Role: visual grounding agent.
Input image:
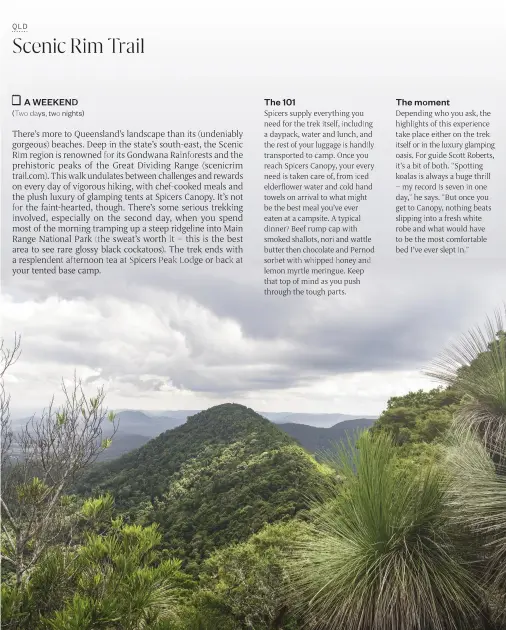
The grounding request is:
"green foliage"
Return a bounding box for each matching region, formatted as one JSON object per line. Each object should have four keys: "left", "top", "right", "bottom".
{"left": 16, "top": 476, "right": 50, "bottom": 502}
{"left": 197, "top": 520, "right": 307, "bottom": 629}
{"left": 1, "top": 371, "right": 120, "bottom": 591}
{"left": 287, "top": 431, "right": 483, "bottom": 630}
{"left": 76, "top": 404, "right": 333, "bottom": 565}
{"left": 6, "top": 309, "right": 506, "bottom": 630}
{"left": 445, "top": 434, "right": 506, "bottom": 625}
{"left": 149, "top": 442, "right": 331, "bottom": 566}
{"left": 392, "top": 441, "right": 446, "bottom": 479}
{"left": 373, "top": 387, "right": 460, "bottom": 446}
{"left": 172, "top": 591, "right": 238, "bottom": 630}
{"left": 385, "top": 387, "right": 461, "bottom": 411}
{"left": 80, "top": 493, "right": 115, "bottom": 521}
{"left": 101, "top": 437, "right": 113, "bottom": 449}
{"left": 2, "top": 515, "right": 193, "bottom": 630}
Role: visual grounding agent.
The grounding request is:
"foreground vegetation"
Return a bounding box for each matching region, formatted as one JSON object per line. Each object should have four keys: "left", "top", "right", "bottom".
{"left": 2, "top": 309, "right": 506, "bottom": 629}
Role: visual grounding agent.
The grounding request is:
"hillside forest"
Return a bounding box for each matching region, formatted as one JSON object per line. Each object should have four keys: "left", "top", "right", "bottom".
{"left": 1, "top": 311, "right": 506, "bottom": 629}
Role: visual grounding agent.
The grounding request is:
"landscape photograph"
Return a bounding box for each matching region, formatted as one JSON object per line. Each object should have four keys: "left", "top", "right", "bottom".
{"left": 2, "top": 0, "right": 505, "bottom": 626}
{"left": 1, "top": 227, "right": 505, "bottom": 630}
{"left": 1, "top": 299, "right": 506, "bottom": 629}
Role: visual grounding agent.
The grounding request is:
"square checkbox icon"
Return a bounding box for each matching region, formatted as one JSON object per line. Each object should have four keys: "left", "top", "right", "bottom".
{"left": 12, "top": 95, "right": 22, "bottom": 106}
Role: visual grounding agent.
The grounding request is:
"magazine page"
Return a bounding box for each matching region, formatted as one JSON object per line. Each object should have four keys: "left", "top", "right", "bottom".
{"left": 1, "top": 1, "right": 505, "bottom": 628}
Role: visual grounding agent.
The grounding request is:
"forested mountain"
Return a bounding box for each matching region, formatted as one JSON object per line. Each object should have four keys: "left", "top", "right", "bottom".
{"left": 98, "top": 415, "right": 376, "bottom": 463}
{"left": 75, "top": 403, "right": 333, "bottom": 564}
{"left": 95, "top": 433, "right": 151, "bottom": 461}
{"left": 277, "top": 417, "right": 375, "bottom": 454}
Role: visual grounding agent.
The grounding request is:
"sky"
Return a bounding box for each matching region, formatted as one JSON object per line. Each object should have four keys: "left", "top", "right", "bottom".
{"left": 2, "top": 258, "right": 505, "bottom": 416}
{"left": 2, "top": 1, "right": 505, "bottom": 418}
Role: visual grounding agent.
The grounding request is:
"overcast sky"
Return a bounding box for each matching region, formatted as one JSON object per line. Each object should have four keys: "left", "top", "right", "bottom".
{"left": 3, "top": 256, "right": 504, "bottom": 417}
{"left": 2, "top": 6, "right": 505, "bottom": 417}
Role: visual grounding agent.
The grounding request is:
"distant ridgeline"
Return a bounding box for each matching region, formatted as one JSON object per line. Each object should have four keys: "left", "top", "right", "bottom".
{"left": 278, "top": 417, "right": 374, "bottom": 456}
{"left": 75, "top": 403, "right": 334, "bottom": 564}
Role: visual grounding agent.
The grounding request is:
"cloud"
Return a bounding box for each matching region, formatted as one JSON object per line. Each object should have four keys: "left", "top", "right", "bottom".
{"left": 2, "top": 255, "right": 505, "bottom": 415}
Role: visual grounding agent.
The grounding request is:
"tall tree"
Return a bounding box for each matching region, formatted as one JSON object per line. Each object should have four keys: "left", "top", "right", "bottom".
{"left": 0, "top": 335, "right": 118, "bottom": 587}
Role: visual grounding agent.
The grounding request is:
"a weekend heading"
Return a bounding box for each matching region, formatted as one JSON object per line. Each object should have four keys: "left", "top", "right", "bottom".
{"left": 13, "top": 38, "right": 145, "bottom": 54}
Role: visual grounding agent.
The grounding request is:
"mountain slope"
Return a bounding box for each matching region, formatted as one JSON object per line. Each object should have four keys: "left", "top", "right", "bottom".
{"left": 277, "top": 418, "right": 375, "bottom": 455}
{"left": 265, "top": 412, "right": 377, "bottom": 427}
{"left": 112, "top": 410, "right": 184, "bottom": 436}
{"left": 95, "top": 433, "right": 151, "bottom": 461}
{"left": 76, "top": 403, "right": 333, "bottom": 564}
